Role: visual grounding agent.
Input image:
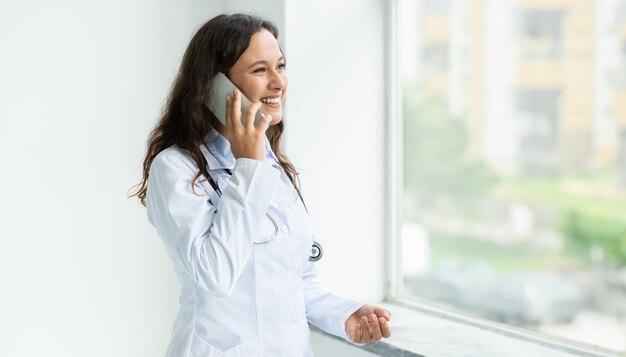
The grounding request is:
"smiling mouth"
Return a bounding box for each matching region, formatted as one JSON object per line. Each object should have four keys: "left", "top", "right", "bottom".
{"left": 261, "top": 100, "right": 281, "bottom": 108}
{"left": 260, "top": 97, "right": 281, "bottom": 105}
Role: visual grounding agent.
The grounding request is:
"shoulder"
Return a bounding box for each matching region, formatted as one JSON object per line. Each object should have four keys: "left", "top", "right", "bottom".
{"left": 150, "top": 145, "right": 200, "bottom": 180}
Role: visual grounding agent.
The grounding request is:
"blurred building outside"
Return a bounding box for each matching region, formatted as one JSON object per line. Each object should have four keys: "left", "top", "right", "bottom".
{"left": 399, "top": 0, "right": 626, "bottom": 353}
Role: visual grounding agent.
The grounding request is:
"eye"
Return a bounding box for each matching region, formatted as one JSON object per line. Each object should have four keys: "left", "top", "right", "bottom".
{"left": 253, "top": 63, "right": 286, "bottom": 74}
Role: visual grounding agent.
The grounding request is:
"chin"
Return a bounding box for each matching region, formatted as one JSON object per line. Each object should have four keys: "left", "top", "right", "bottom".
{"left": 268, "top": 109, "right": 282, "bottom": 125}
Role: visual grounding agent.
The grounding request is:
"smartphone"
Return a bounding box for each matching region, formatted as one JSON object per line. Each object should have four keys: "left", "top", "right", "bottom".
{"left": 207, "top": 72, "right": 265, "bottom": 126}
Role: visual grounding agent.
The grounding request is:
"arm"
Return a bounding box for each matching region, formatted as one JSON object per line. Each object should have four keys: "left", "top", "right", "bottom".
{"left": 301, "top": 257, "right": 365, "bottom": 341}
{"left": 297, "top": 177, "right": 392, "bottom": 344}
{"left": 146, "top": 149, "right": 280, "bottom": 297}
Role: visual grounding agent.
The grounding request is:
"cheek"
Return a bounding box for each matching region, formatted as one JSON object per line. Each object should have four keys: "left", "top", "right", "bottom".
{"left": 238, "top": 79, "right": 264, "bottom": 101}
{"left": 248, "top": 87, "right": 264, "bottom": 101}
{"left": 281, "top": 76, "right": 288, "bottom": 98}
{"left": 282, "top": 74, "right": 289, "bottom": 88}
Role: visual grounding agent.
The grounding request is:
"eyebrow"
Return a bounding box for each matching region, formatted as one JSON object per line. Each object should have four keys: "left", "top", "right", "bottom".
{"left": 247, "top": 56, "right": 285, "bottom": 69}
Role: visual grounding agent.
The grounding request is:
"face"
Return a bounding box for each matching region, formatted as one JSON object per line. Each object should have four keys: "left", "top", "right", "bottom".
{"left": 227, "top": 29, "right": 288, "bottom": 125}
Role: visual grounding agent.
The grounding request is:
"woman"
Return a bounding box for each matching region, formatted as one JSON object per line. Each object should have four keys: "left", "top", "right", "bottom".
{"left": 130, "top": 13, "right": 391, "bottom": 356}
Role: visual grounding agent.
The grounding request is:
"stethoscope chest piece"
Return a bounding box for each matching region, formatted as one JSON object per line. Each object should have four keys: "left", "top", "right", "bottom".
{"left": 309, "top": 240, "right": 323, "bottom": 262}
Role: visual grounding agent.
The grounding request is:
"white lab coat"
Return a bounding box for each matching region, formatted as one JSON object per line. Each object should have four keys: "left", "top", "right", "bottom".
{"left": 146, "top": 128, "right": 364, "bottom": 357}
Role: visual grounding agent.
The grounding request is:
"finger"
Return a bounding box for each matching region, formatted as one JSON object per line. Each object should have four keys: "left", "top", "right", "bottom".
{"left": 258, "top": 113, "right": 272, "bottom": 133}
{"left": 360, "top": 316, "right": 371, "bottom": 343}
{"left": 369, "top": 314, "right": 383, "bottom": 340}
{"left": 225, "top": 95, "right": 232, "bottom": 129}
{"left": 231, "top": 88, "right": 243, "bottom": 131}
{"left": 246, "top": 101, "right": 263, "bottom": 131}
{"left": 380, "top": 317, "right": 392, "bottom": 338}
{"left": 374, "top": 306, "right": 391, "bottom": 321}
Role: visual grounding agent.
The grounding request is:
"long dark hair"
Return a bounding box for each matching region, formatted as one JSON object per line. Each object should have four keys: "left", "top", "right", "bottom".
{"left": 129, "top": 13, "right": 299, "bottom": 206}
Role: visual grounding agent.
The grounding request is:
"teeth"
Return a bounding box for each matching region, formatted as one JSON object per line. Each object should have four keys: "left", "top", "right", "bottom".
{"left": 261, "top": 97, "right": 280, "bottom": 104}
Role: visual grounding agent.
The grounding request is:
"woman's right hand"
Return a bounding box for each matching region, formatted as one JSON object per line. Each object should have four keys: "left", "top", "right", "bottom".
{"left": 223, "top": 88, "right": 272, "bottom": 162}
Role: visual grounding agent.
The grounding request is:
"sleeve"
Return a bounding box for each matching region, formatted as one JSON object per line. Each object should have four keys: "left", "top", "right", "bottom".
{"left": 296, "top": 174, "right": 365, "bottom": 342}
{"left": 146, "top": 149, "right": 280, "bottom": 297}
{"left": 302, "top": 259, "right": 365, "bottom": 342}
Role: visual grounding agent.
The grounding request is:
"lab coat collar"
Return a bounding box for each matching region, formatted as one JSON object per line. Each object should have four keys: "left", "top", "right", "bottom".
{"left": 200, "top": 127, "right": 278, "bottom": 170}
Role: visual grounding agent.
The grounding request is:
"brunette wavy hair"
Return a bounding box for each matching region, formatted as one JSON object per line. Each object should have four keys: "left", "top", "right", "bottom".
{"left": 129, "top": 13, "right": 300, "bottom": 206}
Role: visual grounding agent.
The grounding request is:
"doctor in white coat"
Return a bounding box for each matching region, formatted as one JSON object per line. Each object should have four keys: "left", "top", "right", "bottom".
{"left": 130, "top": 13, "right": 392, "bottom": 357}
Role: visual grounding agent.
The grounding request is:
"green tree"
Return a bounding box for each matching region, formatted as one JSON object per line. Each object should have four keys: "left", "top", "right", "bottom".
{"left": 402, "top": 86, "right": 494, "bottom": 206}
{"left": 562, "top": 207, "right": 626, "bottom": 266}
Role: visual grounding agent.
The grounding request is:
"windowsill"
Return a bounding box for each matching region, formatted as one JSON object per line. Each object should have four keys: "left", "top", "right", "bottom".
{"left": 310, "top": 301, "right": 621, "bottom": 357}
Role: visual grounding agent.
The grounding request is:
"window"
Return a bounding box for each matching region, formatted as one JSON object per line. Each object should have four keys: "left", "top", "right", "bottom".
{"left": 394, "top": 0, "right": 626, "bottom": 354}
{"left": 423, "top": 0, "right": 450, "bottom": 14}
{"left": 518, "top": 10, "right": 564, "bottom": 60}
{"left": 421, "top": 43, "right": 448, "bottom": 72}
{"left": 516, "top": 89, "right": 561, "bottom": 172}
{"left": 516, "top": 89, "right": 560, "bottom": 151}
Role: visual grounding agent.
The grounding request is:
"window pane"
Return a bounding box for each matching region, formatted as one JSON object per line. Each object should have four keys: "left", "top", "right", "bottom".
{"left": 397, "top": 0, "right": 626, "bottom": 353}
{"left": 519, "top": 10, "right": 564, "bottom": 59}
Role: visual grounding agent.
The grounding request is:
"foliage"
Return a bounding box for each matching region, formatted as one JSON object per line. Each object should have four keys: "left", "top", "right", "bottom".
{"left": 493, "top": 177, "right": 626, "bottom": 266}
{"left": 402, "top": 83, "right": 626, "bottom": 267}
{"left": 561, "top": 207, "right": 626, "bottom": 266}
{"left": 402, "top": 86, "right": 495, "bottom": 203}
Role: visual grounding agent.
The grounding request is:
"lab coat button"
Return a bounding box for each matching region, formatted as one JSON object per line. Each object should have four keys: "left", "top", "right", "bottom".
{"left": 270, "top": 235, "right": 277, "bottom": 241}
{"left": 286, "top": 271, "right": 293, "bottom": 280}
{"left": 281, "top": 225, "right": 289, "bottom": 233}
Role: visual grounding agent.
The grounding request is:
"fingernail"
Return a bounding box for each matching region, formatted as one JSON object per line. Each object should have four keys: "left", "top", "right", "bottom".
{"left": 234, "top": 88, "right": 239, "bottom": 95}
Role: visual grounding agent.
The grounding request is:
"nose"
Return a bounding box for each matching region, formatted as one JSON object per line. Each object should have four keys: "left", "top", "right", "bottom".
{"left": 269, "top": 68, "right": 286, "bottom": 90}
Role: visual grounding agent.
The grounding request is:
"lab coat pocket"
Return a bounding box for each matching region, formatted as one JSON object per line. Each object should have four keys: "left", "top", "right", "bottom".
{"left": 191, "top": 330, "right": 261, "bottom": 357}
{"left": 253, "top": 211, "right": 280, "bottom": 244}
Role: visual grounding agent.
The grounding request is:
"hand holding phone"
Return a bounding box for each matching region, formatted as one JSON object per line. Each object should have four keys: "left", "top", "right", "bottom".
{"left": 208, "top": 73, "right": 272, "bottom": 162}
{"left": 207, "top": 72, "right": 266, "bottom": 127}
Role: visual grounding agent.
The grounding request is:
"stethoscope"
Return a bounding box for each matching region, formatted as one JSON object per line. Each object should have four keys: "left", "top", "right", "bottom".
{"left": 205, "top": 166, "right": 323, "bottom": 262}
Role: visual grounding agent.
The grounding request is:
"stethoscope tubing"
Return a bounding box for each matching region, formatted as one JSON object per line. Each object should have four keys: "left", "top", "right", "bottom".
{"left": 205, "top": 164, "right": 323, "bottom": 262}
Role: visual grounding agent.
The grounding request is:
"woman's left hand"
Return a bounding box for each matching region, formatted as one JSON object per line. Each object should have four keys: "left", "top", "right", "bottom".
{"left": 345, "top": 304, "right": 392, "bottom": 344}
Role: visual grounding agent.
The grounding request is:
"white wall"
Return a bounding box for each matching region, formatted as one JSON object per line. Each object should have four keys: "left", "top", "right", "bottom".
{"left": 283, "top": 0, "right": 386, "bottom": 303}
{"left": 0, "top": 1, "right": 223, "bottom": 356}
{"left": 0, "top": 0, "right": 386, "bottom": 356}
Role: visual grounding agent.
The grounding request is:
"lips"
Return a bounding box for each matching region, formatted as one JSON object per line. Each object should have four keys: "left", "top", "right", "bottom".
{"left": 262, "top": 102, "right": 280, "bottom": 108}
{"left": 260, "top": 96, "right": 281, "bottom": 107}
